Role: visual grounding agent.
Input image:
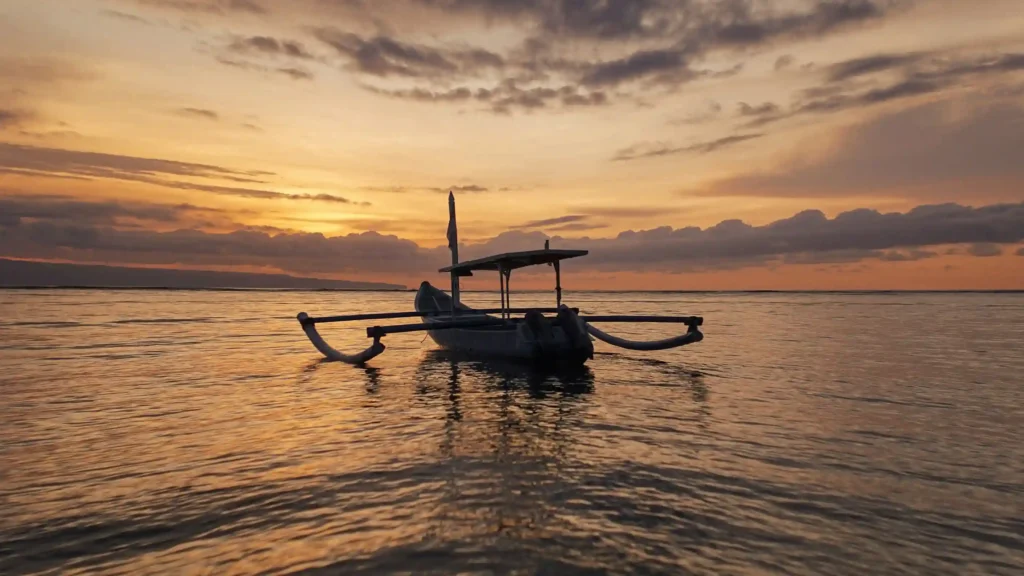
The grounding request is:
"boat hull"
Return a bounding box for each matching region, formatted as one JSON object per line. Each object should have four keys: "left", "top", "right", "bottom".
{"left": 415, "top": 282, "right": 592, "bottom": 367}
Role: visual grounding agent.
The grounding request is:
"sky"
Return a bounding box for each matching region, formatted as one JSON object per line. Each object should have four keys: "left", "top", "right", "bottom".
{"left": 1, "top": 0, "right": 1023, "bottom": 290}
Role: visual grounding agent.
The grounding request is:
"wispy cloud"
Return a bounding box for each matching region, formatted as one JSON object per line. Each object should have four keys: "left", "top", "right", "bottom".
{"left": 227, "top": 35, "right": 314, "bottom": 60}
{"left": 216, "top": 56, "right": 315, "bottom": 81}
{"left": 613, "top": 134, "right": 763, "bottom": 162}
{"left": 511, "top": 214, "right": 589, "bottom": 230}
{"left": 100, "top": 9, "right": 153, "bottom": 24}
{"left": 176, "top": 107, "right": 219, "bottom": 120}
{"left": 0, "top": 143, "right": 367, "bottom": 205}
{"left": 133, "top": 0, "right": 265, "bottom": 15}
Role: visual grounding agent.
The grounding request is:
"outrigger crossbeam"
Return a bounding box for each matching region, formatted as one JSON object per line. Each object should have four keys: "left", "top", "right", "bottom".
{"left": 359, "top": 314, "right": 703, "bottom": 338}
{"left": 300, "top": 307, "right": 578, "bottom": 326}
{"left": 366, "top": 317, "right": 510, "bottom": 337}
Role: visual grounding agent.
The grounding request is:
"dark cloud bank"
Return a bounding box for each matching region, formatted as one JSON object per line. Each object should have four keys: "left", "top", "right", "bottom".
{"left": 3, "top": 194, "right": 1021, "bottom": 279}
{"left": 127, "top": 0, "right": 911, "bottom": 113}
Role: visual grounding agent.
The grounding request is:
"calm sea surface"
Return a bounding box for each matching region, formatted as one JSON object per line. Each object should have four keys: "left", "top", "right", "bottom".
{"left": 1, "top": 289, "right": 1022, "bottom": 575}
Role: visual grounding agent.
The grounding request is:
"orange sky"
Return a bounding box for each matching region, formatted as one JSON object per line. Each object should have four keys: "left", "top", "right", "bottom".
{"left": 1, "top": 0, "right": 1022, "bottom": 289}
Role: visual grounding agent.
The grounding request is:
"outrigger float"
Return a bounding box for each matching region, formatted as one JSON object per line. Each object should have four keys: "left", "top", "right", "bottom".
{"left": 297, "top": 193, "right": 705, "bottom": 367}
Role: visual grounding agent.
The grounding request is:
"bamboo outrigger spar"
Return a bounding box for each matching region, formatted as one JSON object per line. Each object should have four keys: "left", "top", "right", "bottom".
{"left": 297, "top": 192, "right": 705, "bottom": 366}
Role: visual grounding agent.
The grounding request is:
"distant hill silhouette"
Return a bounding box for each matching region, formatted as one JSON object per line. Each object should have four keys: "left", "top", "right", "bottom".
{"left": 0, "top": 259, "right": 406, "bottom": 290}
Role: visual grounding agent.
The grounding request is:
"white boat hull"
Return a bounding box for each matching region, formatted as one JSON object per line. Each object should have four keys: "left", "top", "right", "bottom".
{"left": 415, "top": 282, "right": 593, "bottom": 366}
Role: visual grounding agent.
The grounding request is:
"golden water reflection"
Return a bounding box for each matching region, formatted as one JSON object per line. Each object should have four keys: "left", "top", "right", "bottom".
{"left": 1, "top": 289, "right": 1022, "bottom": 575}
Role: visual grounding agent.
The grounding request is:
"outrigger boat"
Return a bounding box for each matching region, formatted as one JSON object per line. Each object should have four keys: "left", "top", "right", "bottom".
{"left": 297, "top": 193, "right": 705, "bottom": 367}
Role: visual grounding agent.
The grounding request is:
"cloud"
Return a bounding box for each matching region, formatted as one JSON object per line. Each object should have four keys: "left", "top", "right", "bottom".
{"left": 485, "top": 84, "right": 607, "bottom": 113}
{"left": 0, "top": 143, "right": 368, "bottom": 204}
{"left": 0, "top": 142, "right": 269, "bottom": 182}
{"left": 568, "top": 0, "right": 893, "bottom": 88}
{"left": 547, "top": 222, "right": 609, "bottom": 233}
{"left": 405, "top": 184, "right": 490, "bottom": 194}
{"left": 459, "top": 201, "right": 1024, "bottom": 273}
{"left": 737, "top": 101, "right": 781, "bottom": 117}
{"left": 511, "top": 215, "right": 589, "bottom": 230}
{"left": 5, "top": 195, "right": 1021, "bottom": 277}
{"left": 581, "top": 48, "right": 690, "bottom": 87}
{"left": 737, "top": 101, "right": 786, "bottom": 126}
{"left": 775, "top": 54, "right": 796, "bottom": 70}
{"left": 227, "top": 36, "right": 314, "bottom": 60}
{"left": 613, "top": 134, "right": 763, "bottom": 161}
{"left": 477, "top": 83, "right": 607, "bottom": 113}
{"left": 133, "top": 0, "right": 265, "bottom": 15}
{"left": 753, "top": 51, "right": 1024, "bottom": 126}
{"left": 214, "top": 0, "right": 901, "bottom": 112}
{"left": 0, "top": 195, "right": 218, "bottom": 226}
{"left": 826, "top": 52, "right": 923, "bottom": 82}
{"left": 315, "top": 28, "right": 503, "bottom": 79}
{"left": 176, "top": 107, "right": 219, "bottom": 120}
{"left": 364, "top": 83, "right": 605, "bottom": 114}
{"left": 0, "top": 108, "right": 34, "bottom": 130}
{"left": 527, "top": 0, "right": 677, "bottom": 39}
{"left": 357, "top": 183, "right": 500, "bottom": 195}
{"left": 0, "top": 57, "right": 98, "bottom": 89}
{"left": 700, "top": 98, "right": 1024, "bottom": 200}
{"left": 100, "top": 9, "right": 153, "bottom": 24}
{"left": 447, "top": 185, "right": 488, "bottom": 193}
{"left": 155, "top": 181, "right": 370, "bottom": 204}
{"left": 132, "top": 0, "right": 919, "bottom": 115}
{"left": 402, "top": 0, "right": 893, "bottom": 44}
{"left": 1, "top": 220, "right": 432, "bottom": 277}
{"left": 216, "top": 57, "right": 315, "bottom": 81}
{"left": 214, "top": 34, "right": 318, "bottom": 80}
{"left": 276, "top": 67, "right": 315, "bottom": 81}
{"left": 576, "top": 205, "right": 690, "bottom": 219}
{"left": 877, "top": 249, "right": 937, "bottom": 262}
{"left": 670, "top": 101, "right": 722, "bottom": 125}
{"left": 967, "top": 243, "right": 1003, "bottom": 257}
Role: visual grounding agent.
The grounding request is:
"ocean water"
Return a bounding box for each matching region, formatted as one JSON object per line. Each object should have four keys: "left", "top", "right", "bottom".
{"left": 0, "top": 289, "right": 1022, "bottom": 575}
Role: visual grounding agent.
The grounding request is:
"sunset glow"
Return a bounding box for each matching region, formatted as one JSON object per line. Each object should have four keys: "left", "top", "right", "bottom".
{"left": 2, "top": 0, "right": 1023, "bottom": 289}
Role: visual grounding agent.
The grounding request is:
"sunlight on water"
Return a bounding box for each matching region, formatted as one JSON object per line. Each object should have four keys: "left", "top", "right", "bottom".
{"left": 1, "top": 290, "right": 1023, "bottom": 574}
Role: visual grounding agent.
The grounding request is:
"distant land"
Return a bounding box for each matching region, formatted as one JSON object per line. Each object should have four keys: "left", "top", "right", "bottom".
{"left": 0, "top": 259, "right": 407, "bottom": 290}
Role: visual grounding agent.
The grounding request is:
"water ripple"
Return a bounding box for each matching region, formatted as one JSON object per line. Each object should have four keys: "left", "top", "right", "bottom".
{"left": 1, "top": 290, "right": 1022, "bottom": 575}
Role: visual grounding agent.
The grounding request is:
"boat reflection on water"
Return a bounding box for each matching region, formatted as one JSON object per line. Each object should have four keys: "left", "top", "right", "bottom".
{"left": 296, "top": 351, "right": 710, "bottom": 573}
{"left": 405, "top": 351, "right": 597, "bottom": 563}
{"left": 418, "top": 348, "right": 597, "bottom": 395}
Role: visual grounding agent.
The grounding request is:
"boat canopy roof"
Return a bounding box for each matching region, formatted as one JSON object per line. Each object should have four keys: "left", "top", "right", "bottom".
{"left": 439, "top": 249, "right": 588, "bottom": 276}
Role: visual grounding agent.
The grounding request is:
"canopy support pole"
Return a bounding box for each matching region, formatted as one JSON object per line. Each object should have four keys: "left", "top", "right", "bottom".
{"left": 498, "top": 268, "right": 506, "bottom": 319}
{"left": 554, "top": 261, "right": 562, "bottom": 307}
{"left": 504, "top": 269, "right": 512, "bottom": 317}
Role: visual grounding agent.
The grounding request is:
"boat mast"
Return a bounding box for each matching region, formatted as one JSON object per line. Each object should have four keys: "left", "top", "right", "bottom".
{"left": 447, "top": 191, "right": 460, "bottom": 308}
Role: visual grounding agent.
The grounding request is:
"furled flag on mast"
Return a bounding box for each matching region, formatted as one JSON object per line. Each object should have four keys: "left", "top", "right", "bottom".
{"left": 446, "top": 191, "right": 460, "bottom": 305}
